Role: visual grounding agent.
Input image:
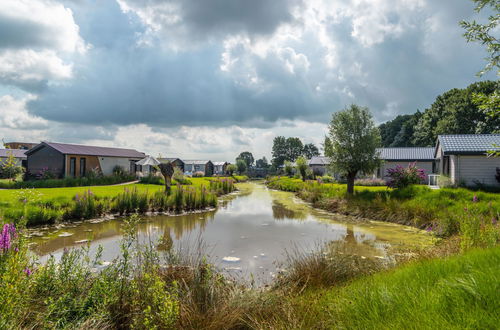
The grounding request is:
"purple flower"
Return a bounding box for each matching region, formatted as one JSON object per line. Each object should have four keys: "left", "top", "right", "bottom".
{"left": 0, "top": 223, "right": 16, "bottom": 252}
{"left": 472, "top": 195, "right": 478, "bottom": 203}
{"left": 23, "top": 267, "right": 32, "bottom": 276}
{"left": 493, "top": 218, "right": 498, "bottom": 225}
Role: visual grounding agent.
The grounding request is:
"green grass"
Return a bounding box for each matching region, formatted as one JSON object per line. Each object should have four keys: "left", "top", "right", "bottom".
{"left": 0, "top": 177, "right": 234, "bottom": 226}
{"left": 316, "top": 247, "right": 500, "bottom": 329}
{"left": 267, "top": 177, "right": 500, "bottom": 242}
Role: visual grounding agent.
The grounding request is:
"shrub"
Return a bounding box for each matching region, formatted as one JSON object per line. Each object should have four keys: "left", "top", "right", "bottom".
{"left": 112, "top": 165, "right": 126, "bottom": 177}
{"left": 173, "top": 168, "right": 191, "bottom": 185}
{"left": 355, "top": 178, "right": 386, "bottom": 186}
{"left": 284, "top": 161, "right": 294, "bottom": 177}
{"left": 321, "top": 175, "right": 336, "bottom": 183}
{"left": 386, "top": 162, "right": 425, "bottom": 189}
{"left": 193, "top": 171, "right": 204, "bottom": 178}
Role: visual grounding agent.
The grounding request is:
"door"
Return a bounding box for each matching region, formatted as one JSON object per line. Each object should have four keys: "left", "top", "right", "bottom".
{"left": 70, "top": 157, "right": 76, "bottom": 177}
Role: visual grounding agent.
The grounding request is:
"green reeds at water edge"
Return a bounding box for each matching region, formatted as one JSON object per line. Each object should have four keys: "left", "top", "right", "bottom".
{"left": 1, "top": 179, "right": 234, "bottom": 226}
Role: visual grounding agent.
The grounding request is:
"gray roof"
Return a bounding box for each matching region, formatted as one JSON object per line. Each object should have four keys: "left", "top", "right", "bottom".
{"left": 28, "top": 141, "right": 145, "bottom": 158}
{"left": 0, "top": 149, "right": 27, "bottom": 159}
{"left": 136, "top": 156, "right": 160, "bottom": 166}
{"left": 183, "top": 160, "right": 211, "bottom": 165}
{"left": 308, "top": 156, "right": 331, "bottom": 166}
{"left": 377, "top": 147, "right": 435, "bottom": 161}
{"left": 158, "top": 158, "right": 183, "bottom": 164}
{"left": 437, "top": 134, "right": 500, "bottom": 155}
{"left": 213, "top": 162, "right": 228, "bottom": 166}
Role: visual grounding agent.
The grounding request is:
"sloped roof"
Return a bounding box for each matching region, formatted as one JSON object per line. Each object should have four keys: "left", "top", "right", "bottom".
{"left": 377, "top": 147, "right": 435, "bottom": 161}
{"left": 213, "top": 162, "right": 228, "bottom": 166}
{"left": 308, "top": 156, "right": 331, "bottom": 165}
{"left": 437, "top": 134, "right": 500, "bottom": 155}
{"left": 0, "top": 149, "right": 27, "bottom": 158}
{"left": 136, "top": 156, "right": 160, "bottom": 166}
{"left": 27, "top": 141, "right": 145, "bottom": 158}
{"left": 183, "top": 160, "right": 211, "bottom": 165}
{"left": 158, "top": 158, "right": 184, "bottom": 164}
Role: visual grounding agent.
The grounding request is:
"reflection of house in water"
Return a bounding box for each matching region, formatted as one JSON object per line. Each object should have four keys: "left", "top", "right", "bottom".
{"left": 272, "top": 201, "right": 307, "bottom": 220}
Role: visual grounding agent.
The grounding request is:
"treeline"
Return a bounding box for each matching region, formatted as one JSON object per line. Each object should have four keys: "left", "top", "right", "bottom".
{"left": 380, "top": 80, "right": 499, "bottom": 147}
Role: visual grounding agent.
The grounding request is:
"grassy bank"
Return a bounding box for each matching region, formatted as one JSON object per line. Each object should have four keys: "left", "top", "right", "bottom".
{"left": 266, "top": 177, "right": 500, "bottom": 249}
{"left": 1, "top": 215, "right": 498, "bottom": 329}
{"left": 0, "top": 177, "right": 237, "bottom": 226}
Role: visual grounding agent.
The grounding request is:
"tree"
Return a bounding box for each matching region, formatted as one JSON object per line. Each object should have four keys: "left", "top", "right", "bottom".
{"left": 326, "top": 105, "right": 381, "bottom": 194}
{"left": 158, "top": 162, "right": 174, "bottom": 195}
{"left": 295, "top": 156, "right": 308, "bottom": 181}
{"left": 302, "top": 143, "right": 320, "bottom": 159}
{"left": 235, "top": 159, "right": 247, "bottom": 174}
{"left": 236, "top": 151, "right": 254, "bottom": 167}
{"left": 460, "top": 0, "right": 500, "bottom": 76}
{"left": 271, "top": 136, "right": 305, "bottom": 166}
{"left": 226, "top": 164, "right": 237, "bottom": 176}
{"left": 0, "top": 150, "right": 23, "bottom": 181}
{"left": 283, "top": 161, "right": 294, "bottom": 177}
{"left": 255, "top": 157, "right": 269, "bottom": 168}
{"left": 412, "top": 81, "right": 499, "bottom": 146}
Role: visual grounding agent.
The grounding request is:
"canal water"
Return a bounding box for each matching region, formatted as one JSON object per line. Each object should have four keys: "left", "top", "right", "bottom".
{"left": 28, "top": 182, "right": 433, "bottom": 283}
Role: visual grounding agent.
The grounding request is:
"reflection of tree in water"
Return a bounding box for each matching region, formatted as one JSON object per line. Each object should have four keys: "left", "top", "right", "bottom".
{"left": 272, "top": 201, "right": 307, "bottom": 220}
{"left": 152, "top": 210, "right": 217, "bottom": 242}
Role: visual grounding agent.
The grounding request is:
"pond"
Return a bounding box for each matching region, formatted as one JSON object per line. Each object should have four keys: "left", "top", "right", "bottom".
{"left": 28, "top": 182, "right": 434, "bottom": 284}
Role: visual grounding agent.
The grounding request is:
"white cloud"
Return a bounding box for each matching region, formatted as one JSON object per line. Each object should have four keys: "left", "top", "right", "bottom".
{"left": 0, "top": 94, "right": 48, "bottom": 129}
{"left": 0, "top": 0, "right": 86, "bottom": 90}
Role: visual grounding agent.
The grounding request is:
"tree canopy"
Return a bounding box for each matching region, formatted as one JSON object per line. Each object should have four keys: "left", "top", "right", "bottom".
{"left": 236, "top": 151, "right": 254, "bottom": 167}
{"left": 302, "top": 143, "right": 320, "bottom": 159}
{"left": 271, "top": 136, "right": 319, "bottom": 166}
{"left": 379, "top": 81, "right": 500, "bottom": 147}
{"left": 326, "top": 105, "right": 381, "bottom": 194}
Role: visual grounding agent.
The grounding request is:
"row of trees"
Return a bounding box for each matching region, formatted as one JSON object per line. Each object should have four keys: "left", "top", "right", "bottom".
{"left": 379, "top": 80, "right": 500, "bottom": 147}
{"left": 271, "top": 137, "right": 319, "bottom": 167}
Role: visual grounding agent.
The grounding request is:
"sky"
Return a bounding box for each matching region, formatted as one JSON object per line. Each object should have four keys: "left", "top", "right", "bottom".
{"left": 0, "top": 0, "right": 496, "bottom": 161}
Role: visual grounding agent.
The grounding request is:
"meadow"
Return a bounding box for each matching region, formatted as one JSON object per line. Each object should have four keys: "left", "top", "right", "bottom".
{"left": 0, "top": 177, "right": 245, "bottom": 226}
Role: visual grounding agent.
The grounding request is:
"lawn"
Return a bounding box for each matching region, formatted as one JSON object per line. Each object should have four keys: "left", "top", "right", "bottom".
{"left": 0, "top": 177, "right": 241, "bottom": 226}
{"left": 312, "top": 247, "right": 500, "bottom": 329}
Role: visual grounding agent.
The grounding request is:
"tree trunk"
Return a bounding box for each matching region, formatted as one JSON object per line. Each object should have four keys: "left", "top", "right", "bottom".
{"left": 346, "top": 172, "right": 356, "bottom": 195}
{"left": 165, "top": 177, "right": 172, "bottom": 195}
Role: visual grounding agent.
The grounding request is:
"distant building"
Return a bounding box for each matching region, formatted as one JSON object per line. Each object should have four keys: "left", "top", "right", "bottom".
{"left": 4, "top": 142, "right": 37, "bottom": 150}
{"left": 0, "top": 149, "right": 27, "bottom": 168}
{"left": 183, "top": 160, "right": 214, "bottom": 176}
{"left": 435, "top": 134, "right": 500, "bottom": 186}
{"left": 376, "top": 147, "right": 435, "bottom": 180}
{"left": 158, "top": 158, "right": 185, "bottom": 172}
{"left": 213, "top": 162, "right": 228, "bottom": 175}
{"left": 26, "top": 141, "right": 145, "bottom": 178}
{"left": 308, "top": 156, "right": 331, "bottom": 176}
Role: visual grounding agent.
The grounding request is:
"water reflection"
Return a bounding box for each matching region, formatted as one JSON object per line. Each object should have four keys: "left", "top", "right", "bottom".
{"left": 29, "top": 183, "right": 433, "bottom": 283}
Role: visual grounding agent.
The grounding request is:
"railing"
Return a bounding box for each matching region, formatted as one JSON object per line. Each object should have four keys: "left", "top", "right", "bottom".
{"left": 428, "top": 174, "right": 440, "bottom": 187}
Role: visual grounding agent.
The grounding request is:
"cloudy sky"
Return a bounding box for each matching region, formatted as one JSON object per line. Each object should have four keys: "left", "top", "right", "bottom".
{"left": 0, "top": 0, "right": 495, "bottom": 161}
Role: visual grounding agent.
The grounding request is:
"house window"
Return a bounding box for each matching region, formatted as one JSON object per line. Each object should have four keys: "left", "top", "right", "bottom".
{"left": 80, "top": 158, "right": 86, "bottom": 177}
{"left": 70, "top": 157, "right": 76, "bottom": 177}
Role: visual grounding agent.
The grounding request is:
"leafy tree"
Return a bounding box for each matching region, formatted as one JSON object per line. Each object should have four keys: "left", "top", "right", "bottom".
{"left": 0, "top": 151, "right": 23, "bottom": 181}
{"left": 460, "top": 0, "right": 500, "bottom": 76}
{"left": 158, "top": 162, "right": 174, "bottom": 195}
{"left": 235, "top": 159, "right": 247, "bottom": 174}
{"left": 255, "top": 157, "right": 269, "bottom": 168}
{"left": 326, "top": 105, "right": 381, "bottom": 194}
{"left": 236, "top": 151, "right": 254, "bottom": 167}
{"left": 295, "top": 156, "right": 308, "bottom": 181}
{"left": 271, "top": 136, "right": 305, "bottom": 166}
{"left": 302, "top": 143, "right": 320, "bottom": 159}
{"left": 283, "top": 161, "right": 294, "bottom": 177}
{"left": 226, "top": 164, "right": 237, "bottom": 176}
{"left": 412, "top": 81, "right": 499, "bottom": 146}
{"left": 379, "top": 113, "right": 422, "bottom": 147}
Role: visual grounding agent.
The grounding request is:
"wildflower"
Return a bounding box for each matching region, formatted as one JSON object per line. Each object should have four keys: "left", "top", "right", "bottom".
{"left": 426, "top": 225, "right": 433, "bottom": 232}
{"left": 23, "top": 267, "right": 32, "bottom": 276}
{"left": 493, "top": 218, "right": 498, "bottom": 225}
{"left": 0, "top": 223, "right": 16, "bottom": 252}
{"left": 472, "top": 195, "right": 478, "bottom": 203}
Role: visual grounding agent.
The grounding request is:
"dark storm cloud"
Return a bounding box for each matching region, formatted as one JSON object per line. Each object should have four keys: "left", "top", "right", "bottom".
{"left": 5, "top": 0, "right": 497, "bottom": 129}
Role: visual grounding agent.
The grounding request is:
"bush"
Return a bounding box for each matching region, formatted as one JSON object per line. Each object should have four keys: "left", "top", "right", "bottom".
{"left": 193, "top": 171, "right": 204, "bottom": 178}
{"left": 386, "top": 162, "right": 426, "bottom": 189}
{"left": 112, "top": 165, "right": 126, "bottom": 177}
{"left": 173, "top": 168, "right": 191, "bottom": 184}
{"left": 354, "top": 178, "right": 386, "bottom": 186}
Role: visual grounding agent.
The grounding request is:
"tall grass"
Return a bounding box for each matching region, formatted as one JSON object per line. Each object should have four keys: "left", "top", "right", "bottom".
{"left": 267, "top": 177, "right": 500, "bottom": 240}
{"left": 0, "top": 174, "right": 136, "bottom": 189}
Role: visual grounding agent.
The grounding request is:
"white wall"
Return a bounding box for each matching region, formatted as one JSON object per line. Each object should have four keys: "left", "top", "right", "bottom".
{"left": 97, "top": 157, "right": 135, "bottom": 176}
{"left": 456, "top": 155, "right": 500, "bottom": 186}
